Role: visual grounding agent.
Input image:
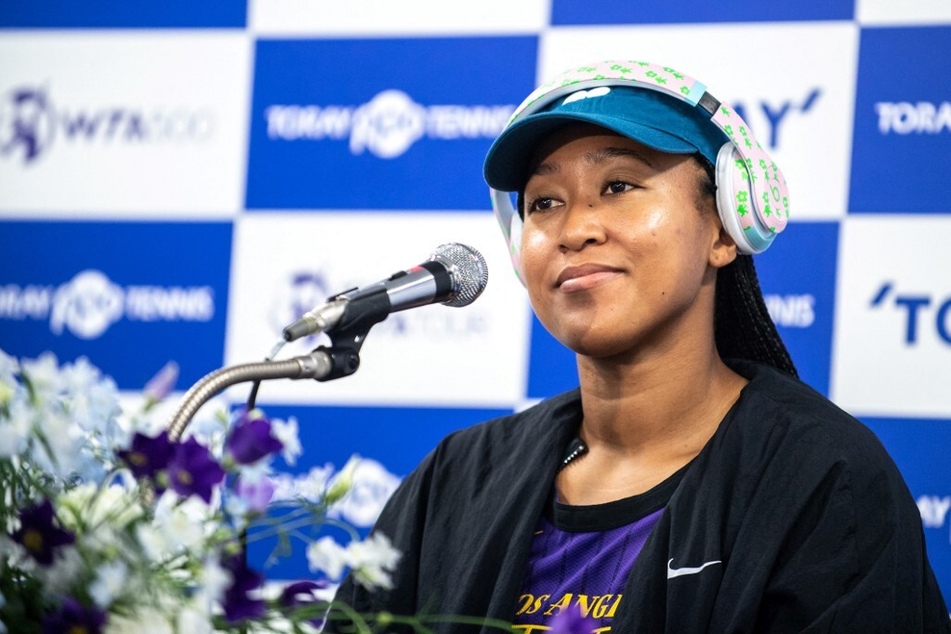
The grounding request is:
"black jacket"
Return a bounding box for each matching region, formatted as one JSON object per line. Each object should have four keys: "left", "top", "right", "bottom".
{"left": 330, "top": 361, "right": 950, "bottom": 632}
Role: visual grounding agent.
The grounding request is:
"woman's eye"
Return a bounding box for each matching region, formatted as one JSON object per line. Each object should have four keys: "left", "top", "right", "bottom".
{"left": 605, "top": 181, "right": 634, "bottom": 195}
{"left": 527, "top": 197, "right": 557, "bottom": 213}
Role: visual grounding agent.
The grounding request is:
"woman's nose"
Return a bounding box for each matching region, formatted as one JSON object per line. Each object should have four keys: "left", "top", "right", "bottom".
{"left": 559, "top": 202, "right": 607, "bottom": 251}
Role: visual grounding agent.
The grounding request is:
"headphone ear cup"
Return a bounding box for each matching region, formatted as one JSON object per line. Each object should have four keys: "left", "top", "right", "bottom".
{"left": 490, "top": 187, "right": 527, "bottom": 285}
{"left": 714, "top": 142, "right": 775, "bottom": 255}
{"left": 509, "top": 213, "right": 525, "bottom": 282}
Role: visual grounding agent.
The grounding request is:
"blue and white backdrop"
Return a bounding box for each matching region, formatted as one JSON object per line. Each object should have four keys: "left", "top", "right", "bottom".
{"left": 1, "top": 0, "right": 949, "bottom": 601}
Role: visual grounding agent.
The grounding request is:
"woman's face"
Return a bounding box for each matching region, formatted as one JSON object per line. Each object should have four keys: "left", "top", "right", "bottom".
{"left": 519, "top": 123, "right": 735, "bottom": 361}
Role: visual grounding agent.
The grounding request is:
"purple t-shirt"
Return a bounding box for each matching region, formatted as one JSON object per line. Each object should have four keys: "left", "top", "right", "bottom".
{"left": 512, "top": 469, "right": 684, "bottom": 633}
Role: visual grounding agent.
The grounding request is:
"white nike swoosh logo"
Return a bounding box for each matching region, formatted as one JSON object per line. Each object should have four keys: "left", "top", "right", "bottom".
{"left": 667, "top": 558, "right": 722, "bottom": 579}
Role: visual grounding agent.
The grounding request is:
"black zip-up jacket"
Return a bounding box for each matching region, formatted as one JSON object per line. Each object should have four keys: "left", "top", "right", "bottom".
{"left": 329, "top": 361, "right": 950, "bottom": 632}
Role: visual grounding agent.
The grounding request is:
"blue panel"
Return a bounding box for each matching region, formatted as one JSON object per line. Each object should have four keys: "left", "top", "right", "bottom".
{"left": 245, "top": 37, "right": 538, "bottom": 210}
{"left": 0, "top": 220, "right": 232, "bottom": 390}
{"left": 849, "top": 26, "right": 951, "bottom": 213}
{"left": 755, "top": 221, "right": 839, "bottom": 396}
{"left": 0, "top": 0, "right": 246, "bottom": 28}
{"left": 551, "top": 0, "right": 854, "bottom": 25}
{"left": 243, "top": 403, "right": 512, "bottom": 581}
{"left": 862, "top": 416, "right": 951, "bottom": 607}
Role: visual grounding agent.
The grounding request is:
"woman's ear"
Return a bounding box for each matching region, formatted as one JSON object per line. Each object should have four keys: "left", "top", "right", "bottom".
{"left": 709, "top": 223, "right": 739, "bottom": 269}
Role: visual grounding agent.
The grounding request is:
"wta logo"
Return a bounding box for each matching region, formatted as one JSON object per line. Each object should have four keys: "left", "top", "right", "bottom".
{"left": 0, "top": 270, "right": 215, "bottom": 339}
{"left": 264, "top": 89, "right": 514, "bottom": 159}
{"left": 0, "top": 85, "right": 215, "bottom": 166}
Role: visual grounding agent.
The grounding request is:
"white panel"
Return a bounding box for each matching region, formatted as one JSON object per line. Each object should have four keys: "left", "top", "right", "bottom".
{"left": 857, "top": 0, "right": 951, "bottom": 25}
{"left": 225, "top": 211, "right": 531, "bottom": 408}
{"left": 0, "top": 31, "right": 251, "bottom": 217}
{"left": 831, "top": 215, "right": 951, "bottom": 418}
{"left": 538, "top": 22, "right": 859, "bottom": 221}
{"left": 249, "top": 0, "right": 549, "bottom": 35}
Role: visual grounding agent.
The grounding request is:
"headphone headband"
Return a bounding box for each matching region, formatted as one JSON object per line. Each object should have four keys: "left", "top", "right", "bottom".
{"left": 488, "top": 60, "right": 790, "bottom": 281}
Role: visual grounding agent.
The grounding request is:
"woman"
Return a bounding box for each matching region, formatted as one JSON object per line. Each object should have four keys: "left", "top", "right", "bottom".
{"left": 328, "top": 61, "right": 950, "bottom": 633}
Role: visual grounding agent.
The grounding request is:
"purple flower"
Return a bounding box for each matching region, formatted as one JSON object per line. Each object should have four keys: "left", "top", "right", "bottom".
{"left": 167, "top": 437, "right": 225, "bottom": 504}
{"left": 221, "top": 554, "right": 267, "bottom": 623}
{"left": 42, "top": 598, "right": 106, "bottom": 634}
{"left": 550, "top": 605, "right": 594, "bottom": 634}
{"left": 143, "top": 360, "right": 179, "bottom": 403}
{"left": 12, "top": 499, "right": 75, "bottom": 566}
{"left": 280, "top": 580, "right": 327, "bottom": 628}
{"left": 235, "top": 475, "right": 276, "bottom": 514}
{"left": 226, "top": 410, "right": 283, "bottom": 465}
{"left": 279, "top": 580, "right": 327, "bottom": 607}
{"left": 117, "top": 431, "right": 174, "bottom": 479}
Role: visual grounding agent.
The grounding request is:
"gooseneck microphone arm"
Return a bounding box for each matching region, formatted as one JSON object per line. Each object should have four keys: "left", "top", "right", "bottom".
{"left": 166, "top": 350, "right": 334, "bottom": 441}
{"left": 166, "top": 299, "right": 388, "bottom": 441}
{"left": 167, "top": 279, "right": 402, "bottom": 440}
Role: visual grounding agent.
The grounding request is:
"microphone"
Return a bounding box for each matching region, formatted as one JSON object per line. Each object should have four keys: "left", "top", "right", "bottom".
{"left": 282, "top": 242, "right": 488, "bottom": 342}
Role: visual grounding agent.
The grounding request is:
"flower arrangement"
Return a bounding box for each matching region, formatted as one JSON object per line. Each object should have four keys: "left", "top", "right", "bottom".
{"left": 0, "top": 348, "right": 403, "bottom": 633}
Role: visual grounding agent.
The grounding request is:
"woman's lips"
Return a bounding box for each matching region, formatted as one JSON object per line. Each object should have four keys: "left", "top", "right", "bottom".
{"left": 555, "top": 264, "right": 624, "bottom": 292}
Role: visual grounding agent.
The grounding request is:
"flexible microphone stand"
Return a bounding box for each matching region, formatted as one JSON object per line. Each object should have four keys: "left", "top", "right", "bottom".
{"left": 166, "top": 350, "right": 334, "bottom": 441}
{"left": 166, "top": 292, "right": 388, "bottom": 440}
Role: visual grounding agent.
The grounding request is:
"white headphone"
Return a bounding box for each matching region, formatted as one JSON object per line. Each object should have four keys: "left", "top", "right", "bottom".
{"left": 489, "top": 60, "right": 790, "bottom": 281}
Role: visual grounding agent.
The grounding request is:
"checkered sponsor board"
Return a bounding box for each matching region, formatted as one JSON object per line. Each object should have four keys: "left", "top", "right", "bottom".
{"left": 1, "top": 1, "right": 949, "bottom": 602}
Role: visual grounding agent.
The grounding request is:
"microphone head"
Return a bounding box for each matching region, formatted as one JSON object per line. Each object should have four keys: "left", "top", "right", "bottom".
{"left": 431, "top": 243, "right": 488, "bottom": 307}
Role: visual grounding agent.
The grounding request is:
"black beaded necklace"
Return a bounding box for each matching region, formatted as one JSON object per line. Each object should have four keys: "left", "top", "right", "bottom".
{"left": 558, "top": 437, "right": 589, "bottom": 471}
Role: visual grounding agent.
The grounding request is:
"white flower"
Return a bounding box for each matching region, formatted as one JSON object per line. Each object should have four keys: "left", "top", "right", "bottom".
{"left": 298, "top": 464, "right": 335, "bottom": 500}
{"left": 325, "top": 455, "right": 361, "bottom": 504}
{"left": 58, "top": 356, "right": 100, "bottom": 393}
{"left": 0, "top": 348, "right": 18, "bottom": 409}
{"left": 89, "top": 560, "right": 129, "bottom": 607}
{"left": 35, "top": 546, "right": 83, "bottom": 595}
{"left": 0, "top": 347, "right": 18, "bottom": 383}
{"left": 30, "top": 406, "right": 82, "bottom": 479}
{"left": 176, "top": 604, "right": 214, "bottom": 634}
{"left": 267, "top": 473, "right": 296, "bottom": 502}
{"left": 306, "top": 535, "right": 350, "bottom": 581}
{"left": 58, "top": 481, "right": 143, "bottom": 531}
{"left": 137, "top": 491, "right": 213, "bottom": 561}
{"left": 306, "top": 532, "right": 402, "bottom": 590}
{"left": 194, "top": 555, "right": 231, "bottom": 613}
{"left": 0, "top": 399, "right": 32, "bottom": 458}
{"left": 104, "top": 606, "right": 174, "bottom": 634}
{"left": 61, "top": 357, "right": 119, "bottom": 428}
{"left": 69, "top": 369, "right": 123, "bottom": 438}
{"left": 271, "top": 464, "right": 334, "bottom": 502}
{"left": 330, "top": 458, "right": 401, "bottom": 528}
{"left": 0, "top": 535, "right": 26, "bottom": 565}
{"left": 134, "top": 523, "right": 165, "bottom": 563}
{"left": 347, "top": 532, "right": 401, "bottom": 591}
{"left": 149, "top": 491, "right": 212, "bottom": 555}
{"left": 20, "top": 352, "right": 62, "bottom": 401}
{"left": 271, "top": 416, "right": 302, "bottom": 466}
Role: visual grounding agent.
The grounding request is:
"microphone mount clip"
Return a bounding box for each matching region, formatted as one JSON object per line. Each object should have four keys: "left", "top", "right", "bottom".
{"left": 310, "top": 286, "right": 390, "bottom": 382}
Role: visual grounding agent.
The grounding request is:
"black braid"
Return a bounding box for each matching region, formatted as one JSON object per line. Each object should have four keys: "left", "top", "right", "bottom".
{"left": 692, "top": 153, "right": 797, "bottom": 377}
{"left": 715, "top": 254, "right": 798, "bottom": 378}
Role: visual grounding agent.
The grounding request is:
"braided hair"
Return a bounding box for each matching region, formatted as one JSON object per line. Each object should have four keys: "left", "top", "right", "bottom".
{"left": 694, "top": 154, "right": 798, "bottom": 377}
{"left": 715, "top": 255, "right": 798, "bottom": 377}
